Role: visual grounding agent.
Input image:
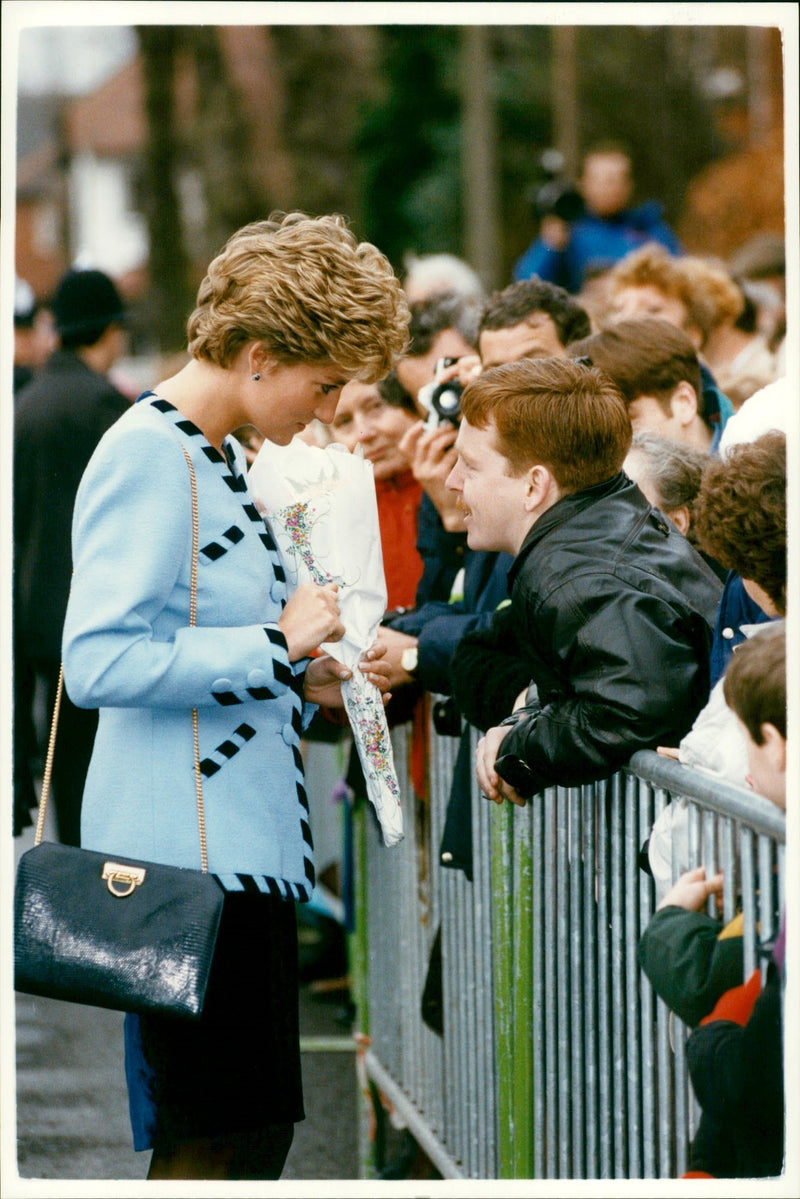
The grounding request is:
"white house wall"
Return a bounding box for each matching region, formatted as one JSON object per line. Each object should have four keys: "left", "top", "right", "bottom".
{"left": 69, "top": 152, "right": 147, "bottom": 277}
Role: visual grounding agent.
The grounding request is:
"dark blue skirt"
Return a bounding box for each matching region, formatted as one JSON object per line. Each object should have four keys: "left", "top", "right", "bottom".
{"left": 125, "top": 890, "right": 304, "bottom": 1150}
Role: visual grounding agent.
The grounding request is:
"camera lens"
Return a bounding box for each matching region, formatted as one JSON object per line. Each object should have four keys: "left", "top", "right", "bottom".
{"left": 429, "top": 379, "right": 463, "bottom": 425}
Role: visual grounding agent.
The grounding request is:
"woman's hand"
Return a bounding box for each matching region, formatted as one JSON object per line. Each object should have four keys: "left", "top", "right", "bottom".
{"left": 278, "top": 583, "right": 345, "bottom": 661}
{"left": 303, "top": 642, "right": 392, "bottom": 709}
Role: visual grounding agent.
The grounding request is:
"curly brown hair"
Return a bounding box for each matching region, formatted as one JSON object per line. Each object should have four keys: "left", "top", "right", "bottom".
{"left": 606, "top": 243, "right": 743, "bottom": 347}
{"left": 692, "top": 431, "right": 786, "bottom": 613}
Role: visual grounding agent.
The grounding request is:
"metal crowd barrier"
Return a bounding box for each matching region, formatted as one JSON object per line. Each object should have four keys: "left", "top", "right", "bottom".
{"left": 351, "top": 704, "right": 786, "bottom": 1181}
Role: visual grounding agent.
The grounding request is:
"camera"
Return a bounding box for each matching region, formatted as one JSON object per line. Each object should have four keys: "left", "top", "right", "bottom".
{"left": 419, "top": 357, "right": 463, "bottom": 428}
{"left": 427, "top": 378, "right": 463, "bottom": 426}
{"left": 529, "top": 149, "right": 585, "bottom": 224}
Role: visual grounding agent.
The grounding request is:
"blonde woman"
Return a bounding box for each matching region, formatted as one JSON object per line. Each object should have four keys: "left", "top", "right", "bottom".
{"left": 62, "top": 213, "right": 409, "bottom": 1179}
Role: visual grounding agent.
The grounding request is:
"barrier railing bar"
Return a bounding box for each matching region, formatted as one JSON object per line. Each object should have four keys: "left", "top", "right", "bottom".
{"left": 610, "top": 772, "right": 628, "bottom": 1178}
{"left": 569, "top": 787, "right": 586, "bottom": 1179}
{"left": 357, "top": 723, "right": 785, "bottom": 1181}
{"left": 491, "top": 801, "right": 514, "bottom": 1177}
{"left": 363, "top": 1049, "right": 466, "bottom": 1179}
{"left": 624, "top": 773, "right": 643, "bottom": 1179}
{"left": 740, "top": 827, "right": 758, "bottom": 978}
{"left": 543, "top": 788, "right": 558, "bottom": 1177}
{"left": 596, "top": 779, "right": 613, "bottom": 1177}
{"left": 556, "top": 786, "right": 571, "bottom": 1177}
{"left": 627, "top": 751, "right": 785, "bottom": 841}
{"left": 582, "top": 784, "right": 599, "bottom": 1179}
{"left": 531, "top": 793, "right": 546, "bottom": 1178}
{"left": 638, "top": 778, "right": 658, "bottom": 1180}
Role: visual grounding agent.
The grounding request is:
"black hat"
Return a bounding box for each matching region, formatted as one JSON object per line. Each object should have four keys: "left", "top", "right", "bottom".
{"left": 51, "top": 268, "right": 127, "bottom": 345}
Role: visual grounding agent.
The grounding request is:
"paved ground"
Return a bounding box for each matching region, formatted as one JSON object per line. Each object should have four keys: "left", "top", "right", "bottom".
{"left": 10, "top": 821, "right": 360, "bottom": 1188}
{"left": 12, "top": 986, "right": 360, "bottom": 1186}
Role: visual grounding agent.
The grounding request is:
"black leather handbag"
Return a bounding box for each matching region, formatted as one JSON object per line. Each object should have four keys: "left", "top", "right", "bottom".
{"left": 14, "top": 447, "right": 224, "bottom": 1020}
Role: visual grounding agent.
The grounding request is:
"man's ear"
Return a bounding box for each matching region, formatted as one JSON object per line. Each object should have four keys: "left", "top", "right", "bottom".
{"left": 667, "top": 504, "right": 691, "bottom": 536}
{"left": 760, "top": 722, "right": 787, "bottom": 774}
{"left": 524, "top": 464, "right": 557, "bottom": 513}
{"left": 668, "top": 381, "right": 699, "bottom": 428}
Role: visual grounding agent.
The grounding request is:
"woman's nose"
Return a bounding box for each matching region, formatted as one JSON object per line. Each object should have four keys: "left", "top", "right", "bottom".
{"left": 315, "top": 396, "right": 340, "bottom": 425}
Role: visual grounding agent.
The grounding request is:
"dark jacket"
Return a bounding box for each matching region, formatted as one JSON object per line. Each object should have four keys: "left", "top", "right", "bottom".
{"left": 390, "top": 550, "right": 525, "bottom": 879}
{"left": 454, "top": 472, "right": 722, "bottom": 799}
{"left": 709, "top": 572, "right": 774, "bottom": 691}
{"left": 700, "top": 362, "right": 734, "bottom": 454}
{"left": 638, "top": 906, "right": 745, "bottom": 1028}
{"left": 413, "top": 491, "right": 468, "bottom": 608}
{"left": 513, "top": 201, "right": 682, "bottom": 294}
{"left": 389, "top": 548, "right": 515, "bottom": 696}
{"left": 686, "top": 962, "right": 784, "bottom": 1177}
{"left": 639, "top": 903, "right": 784, "bottom": 1177}
{"left": 14, "top": 349, "right": 131, "bottom": 659}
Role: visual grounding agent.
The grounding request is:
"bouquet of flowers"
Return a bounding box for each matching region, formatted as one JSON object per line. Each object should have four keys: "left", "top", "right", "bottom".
{"left": 249, "top": 438, "right": 404, "bottom": 847}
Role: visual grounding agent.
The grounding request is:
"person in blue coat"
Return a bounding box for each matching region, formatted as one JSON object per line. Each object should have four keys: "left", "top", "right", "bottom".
{"left": 513, "top": 143, "right": 681, "bottom": 294}
{"left": 61, "top": 213, "right": 409, "bottom": 1181}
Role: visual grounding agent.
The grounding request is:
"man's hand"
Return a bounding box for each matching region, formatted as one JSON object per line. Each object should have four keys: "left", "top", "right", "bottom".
{"left": 303, "top": 642, "right": 391, "bottom": 708}
{"left": 657, "top": 865, "right": 724, "bottom": 913}
{"left": 376, "top": 625, "right": 419, "bottom": 690}
{"left": 399, "top": 421, "right": 464, "bottom": 531}
{"left": 476, "top": 724, "right": 525, "bottom": 806}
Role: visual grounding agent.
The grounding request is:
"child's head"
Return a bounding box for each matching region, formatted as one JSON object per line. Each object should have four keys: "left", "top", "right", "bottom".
{"left": 723, "top": 621, "right": 786, "bottom": 808}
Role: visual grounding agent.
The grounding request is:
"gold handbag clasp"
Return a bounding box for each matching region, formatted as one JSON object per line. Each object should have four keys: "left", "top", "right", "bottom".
{"left": 102, "top": 862, "right": 146, "bottom": 898}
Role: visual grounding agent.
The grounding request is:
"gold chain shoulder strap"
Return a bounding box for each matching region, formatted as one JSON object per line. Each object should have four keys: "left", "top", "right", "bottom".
{"left": 181, "top": 446, "right": 210, "bottom": 872}
{"left": 36, "top": 444, "right": 210, "bottom": 873}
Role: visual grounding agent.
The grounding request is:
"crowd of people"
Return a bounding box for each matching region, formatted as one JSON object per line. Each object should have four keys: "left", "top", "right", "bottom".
{"left": 12, "top": 139, "right": 789, "bottom": 1181}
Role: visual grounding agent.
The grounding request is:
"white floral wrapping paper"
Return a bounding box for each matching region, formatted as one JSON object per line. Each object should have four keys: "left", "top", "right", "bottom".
{"left": 249, "top": 438, "right": 404, "bottom": 847}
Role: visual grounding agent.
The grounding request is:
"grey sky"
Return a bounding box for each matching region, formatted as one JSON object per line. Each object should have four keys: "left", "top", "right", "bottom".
{"left": 17, "top": 25, "right": 137, "bottom": 95}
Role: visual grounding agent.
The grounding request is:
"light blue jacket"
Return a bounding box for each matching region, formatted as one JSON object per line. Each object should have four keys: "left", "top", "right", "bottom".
{"left": 62, "top": 393, "right": 317, "bottom": 897}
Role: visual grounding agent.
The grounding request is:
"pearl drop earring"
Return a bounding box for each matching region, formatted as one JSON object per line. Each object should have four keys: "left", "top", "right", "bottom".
{"left": 252, "top": 372, "right": 261, "bottom": 382}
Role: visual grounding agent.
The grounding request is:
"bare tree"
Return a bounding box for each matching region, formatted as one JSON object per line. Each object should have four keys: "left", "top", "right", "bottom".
{"left": 135, "top": 26, "right": 193, "bottom": 354}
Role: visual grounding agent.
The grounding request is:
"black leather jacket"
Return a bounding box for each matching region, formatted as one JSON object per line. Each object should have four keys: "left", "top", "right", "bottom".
{"left": 452, "top": 472, "right": 723, "bottom": 799}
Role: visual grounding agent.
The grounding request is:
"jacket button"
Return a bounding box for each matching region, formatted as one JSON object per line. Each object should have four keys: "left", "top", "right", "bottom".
{"left": 280, "top": 723, "right": 294, "bottom": 744}
{"left": 212, "top": 678, "right": 233, "bottom": 692}
{"left": 270, "top": 581, "right": 285, "bottom": 603}
{"left": 247, "top": 668, "right": 269, "bottom": 689}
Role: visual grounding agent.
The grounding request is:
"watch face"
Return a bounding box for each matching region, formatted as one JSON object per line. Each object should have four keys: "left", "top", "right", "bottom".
{"left": 401, "top": 647, "right": 418, "bottom": 674}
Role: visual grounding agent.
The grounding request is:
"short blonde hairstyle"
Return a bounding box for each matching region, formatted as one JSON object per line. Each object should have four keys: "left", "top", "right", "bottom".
{"left": 608, "top": 243, "right": 744, "bottom": 346}
{"left": 187, "top": 212, "right": 409, "bottom": 380}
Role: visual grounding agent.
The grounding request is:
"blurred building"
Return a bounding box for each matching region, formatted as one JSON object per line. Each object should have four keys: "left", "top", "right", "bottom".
{"left": 14, "top": 21, "right": 789, "bottom": 324}
{"left": 14, "top": 27, "right": 290, "bottom": 315}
